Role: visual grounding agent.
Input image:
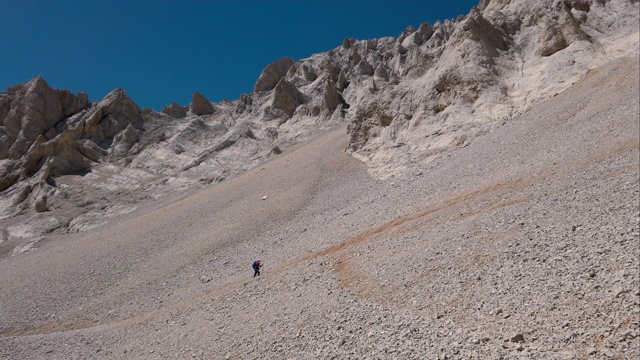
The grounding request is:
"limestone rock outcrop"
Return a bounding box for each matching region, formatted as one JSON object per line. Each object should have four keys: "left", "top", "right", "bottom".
{"left": 254, "top": 57, "right": 295, "bottom": 92}
{"left": 322, "top": 79, "right": 344, "bottom": 114}
{"left": 161, "top": 102, "right": 188, "bottom": 118}
{"left": 190, "top": 92, "right": 215, "bottom": 115}
{"left": 535, "top": 3, "right": 590, "bottom": 57}
{"left": 1, "top": 78, "right": 88, "bottom": 191}
{"left": 0, "top": 77, "right": 89, "bottom": 162}
{"left": 270, "top": 79, "right": 305, "bottom": 118}
{"left": 0, "top": 0, "right": 637, "bottom": 239}
{"left": 0, "top": 78, "right": 143, "bottom": 213}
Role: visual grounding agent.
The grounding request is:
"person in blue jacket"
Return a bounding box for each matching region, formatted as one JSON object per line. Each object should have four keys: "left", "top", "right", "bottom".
{"left": 252, "top": 259, "right": 262, "bottom": 277}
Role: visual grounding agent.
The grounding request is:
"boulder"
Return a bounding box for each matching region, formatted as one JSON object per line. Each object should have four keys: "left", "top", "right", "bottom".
{"left": 537, "top": 23, "right": 568, "bottom": 56}
{"left": 34, "top": 195, "right": 48, "bottom": 212}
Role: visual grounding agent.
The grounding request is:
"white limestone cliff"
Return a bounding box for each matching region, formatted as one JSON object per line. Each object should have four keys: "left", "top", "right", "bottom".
{"left": 0, "top": 0, "right": 637, "bottom": 239}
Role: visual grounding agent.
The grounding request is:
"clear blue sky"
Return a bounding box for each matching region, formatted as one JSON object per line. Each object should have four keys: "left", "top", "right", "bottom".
{"left": 1, "top": 0, "right": 478, "bottom": 110}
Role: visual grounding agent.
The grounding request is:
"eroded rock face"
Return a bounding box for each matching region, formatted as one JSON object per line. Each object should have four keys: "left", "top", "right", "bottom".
{"left": 191, "top": 92, "right": 215, "bottom": 115}
{"left": 0, "top": 77, "right": 89, "bottom": 162}
{"left": 271, "top": 79, "right": 305, "bottom": 118}
{"left": 330, "top": 0, "right": 637, "bottom": 177}
{"left": 322, "top": 79, "right": 344, "bottom": 114}
{"left": 0, "top": 0, "right": 637, "bottom": 239}
{"left": 254, "top": 57, "right": 295, "bottom": 92}
{"left": 536, "top": 4, "right": 590, "bottom": 56}
{"left": 161, "top": 102, "right": 188, "bottom": 118}
{"left": 0, "top": 79, "right": 143, "bottom": 213}
{"left": 0, "top": 78, "right": 89, "bottom": 191}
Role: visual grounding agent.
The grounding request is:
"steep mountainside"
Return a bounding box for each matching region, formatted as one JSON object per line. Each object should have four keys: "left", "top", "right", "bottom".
{"left": 0, "top": 52, "right": 637, "bottom": 360}
{"left": 0, "top": 0, "right": 639, "bottom": 358}
{"left": 0, "top": 0, "right": 638, "bottom": 252}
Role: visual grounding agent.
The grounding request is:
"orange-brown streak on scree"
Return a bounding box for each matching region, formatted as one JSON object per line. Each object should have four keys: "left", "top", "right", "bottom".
{"left": 2, "top": 136, "right": 636, "bottom": 338}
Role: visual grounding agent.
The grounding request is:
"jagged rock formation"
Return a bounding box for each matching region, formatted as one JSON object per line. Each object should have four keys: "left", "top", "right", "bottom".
{"left": 161, "top": 102, "right": 188, "bottom": 118}
{"left": 327, "top": 0, "right": 638, "bottom": 177}
{"left": 270, "top": 79, "right": 305, "bottom": 118}
{"left": 0, "top": 78, "right": 144, "bottom": 217}
{"left": 1, "top": 54, "right": 637, "bottom": 358}
{"left": 254, "top": 57, "right": 295, "bottom": 92}
{"left": 0, "top": 0, "right": 637, "bottom": 246}
{"left": 0, "top": 2, "right": 638, "bottom": 358}
{"left": 190, "top": 92, "right": 215, "bottom": 115}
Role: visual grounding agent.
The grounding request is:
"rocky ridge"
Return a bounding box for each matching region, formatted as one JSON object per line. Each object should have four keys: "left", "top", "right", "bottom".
{"left": 0, "top": 0, "right": 638, "bottom": 253}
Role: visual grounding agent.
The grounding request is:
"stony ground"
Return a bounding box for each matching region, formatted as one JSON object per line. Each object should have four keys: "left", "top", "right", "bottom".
{"left": 0, "top": 56, "right": 638, "bottom": 359}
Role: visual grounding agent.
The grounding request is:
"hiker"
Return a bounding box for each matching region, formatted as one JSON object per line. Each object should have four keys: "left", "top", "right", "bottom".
{"left": 252, "top": 259, "right": 262, "bottom": 277}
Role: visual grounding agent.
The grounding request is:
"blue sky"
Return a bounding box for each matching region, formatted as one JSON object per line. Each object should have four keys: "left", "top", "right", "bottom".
{"left": 1, "top": 0, "right": 478, "bottom": 110}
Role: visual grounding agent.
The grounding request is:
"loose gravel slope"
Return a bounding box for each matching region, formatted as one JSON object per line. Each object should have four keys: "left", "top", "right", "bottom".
{"left": 0, "top": 56, "right": 638, "bottom": 359}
